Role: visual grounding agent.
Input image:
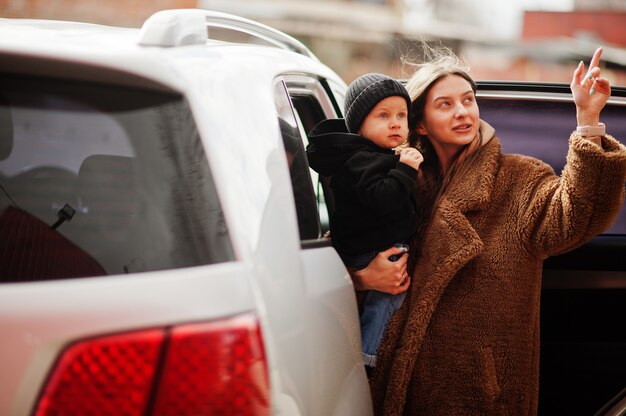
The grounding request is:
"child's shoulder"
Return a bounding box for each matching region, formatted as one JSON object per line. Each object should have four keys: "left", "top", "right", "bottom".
{"left": 309, "top": 118, "right": 349, "bottom": 136}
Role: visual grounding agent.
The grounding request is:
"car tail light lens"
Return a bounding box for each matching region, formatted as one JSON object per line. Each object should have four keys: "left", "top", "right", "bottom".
{"left": 152, "top": 317, "right": 270, "bottom": 415}
{"left": 33, "top": 329, "right": 164, "bottom": 416}
{"left": 33, "top": 314, "right": 269, "bottom": 416}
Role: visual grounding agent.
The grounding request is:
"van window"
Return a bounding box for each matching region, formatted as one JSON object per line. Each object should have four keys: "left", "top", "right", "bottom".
{"left": 479, "top": 97, "right": 626, "bottom": 235}
{"left": 0, "top": 74, "right": 234, "bottom": 282}
{"left": 274, "top": 80, "right": 321, "bottom": 240}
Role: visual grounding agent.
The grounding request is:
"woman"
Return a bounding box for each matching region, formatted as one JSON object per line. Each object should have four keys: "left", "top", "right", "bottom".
{"left": 355, "top": 46, "right": 626, "bottom": 415}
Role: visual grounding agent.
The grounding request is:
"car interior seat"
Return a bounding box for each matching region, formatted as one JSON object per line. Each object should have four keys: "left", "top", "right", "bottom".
{"left": 74, "top": 154, "right": 138, "bottom": 274}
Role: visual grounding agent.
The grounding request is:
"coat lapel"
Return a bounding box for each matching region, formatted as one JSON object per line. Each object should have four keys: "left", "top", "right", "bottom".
{"left": 373, "top": 126, "right": 502, "bottom": 416}
{"left": 404, "top": 123, "right": 501, "bottom": 343}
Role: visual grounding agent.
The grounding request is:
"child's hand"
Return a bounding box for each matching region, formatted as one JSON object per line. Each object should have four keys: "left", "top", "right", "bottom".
{"left": 399, "top": 148, "right": 423, "bottom": 171}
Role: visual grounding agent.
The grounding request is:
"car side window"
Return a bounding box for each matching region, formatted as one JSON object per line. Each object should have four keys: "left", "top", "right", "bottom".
{"left": 285, "top": 77, "right": 344, "bottom": 236}
{"left": 291, "top": 95, "right": 333, "bottom": 234}
{"left": 274, "top": 80, "right": 321, "bottom": 240}
{"left": 478, "top": 97, "right": 626, "bottom": 235}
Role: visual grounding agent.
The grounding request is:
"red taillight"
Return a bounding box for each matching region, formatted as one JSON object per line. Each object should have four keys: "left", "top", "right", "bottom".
{"left": 153, "top": 316, "right": 270, "bottom": 415}
{"left": 33, "top": 314, "right": 270, "bottom": 416}
{"left": 34, "top": 329, "right": 164, "bottom": 416}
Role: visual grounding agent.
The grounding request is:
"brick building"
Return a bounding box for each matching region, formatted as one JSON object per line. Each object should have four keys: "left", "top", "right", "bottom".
{"left": 515, "top": 10, "right": 626, "bottom": 85}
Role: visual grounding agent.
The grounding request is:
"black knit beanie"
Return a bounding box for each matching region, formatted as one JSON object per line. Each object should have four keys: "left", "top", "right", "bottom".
{"left": 344, "top": 73, "right": 411, "bottom": 134}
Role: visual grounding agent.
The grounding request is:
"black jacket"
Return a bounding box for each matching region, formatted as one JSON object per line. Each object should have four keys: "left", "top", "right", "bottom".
{"left": 306, "top": 119, "right": 418, "bottom": 255}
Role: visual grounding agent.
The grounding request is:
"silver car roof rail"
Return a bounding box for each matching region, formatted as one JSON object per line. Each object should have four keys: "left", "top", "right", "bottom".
{"left": 138, "top": 9, "right": 317, "bottom": 60}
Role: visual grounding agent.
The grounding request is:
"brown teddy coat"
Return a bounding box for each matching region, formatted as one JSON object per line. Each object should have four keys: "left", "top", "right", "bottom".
{"left": 369, "top": 122, "right": 626, "bottom": 416}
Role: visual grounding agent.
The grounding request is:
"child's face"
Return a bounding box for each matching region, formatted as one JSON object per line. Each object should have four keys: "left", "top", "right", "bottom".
{"left": 358, "top": 96, "right": 409, "bottom": 149}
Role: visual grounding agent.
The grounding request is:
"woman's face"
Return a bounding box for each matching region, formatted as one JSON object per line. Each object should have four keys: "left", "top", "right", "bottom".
{"left": 416, "top": 74, "right": 479, "bottom": 162}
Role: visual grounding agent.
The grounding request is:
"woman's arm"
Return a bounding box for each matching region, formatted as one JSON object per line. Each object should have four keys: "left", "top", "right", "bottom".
{"left": 523, "top": 47, "right": 626, "bottom": 257}
{"left": 350, "top": 245, "right": 410, "bottom": 295}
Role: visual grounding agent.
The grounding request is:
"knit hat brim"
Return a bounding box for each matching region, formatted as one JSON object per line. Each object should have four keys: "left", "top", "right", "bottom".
{"left": 344, "top": 73, "right": 411, "bottom": 134}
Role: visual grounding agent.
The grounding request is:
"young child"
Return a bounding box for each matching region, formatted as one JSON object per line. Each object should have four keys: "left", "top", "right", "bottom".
{"left": 306, "top": 73, "right": 423, "bottom": 369}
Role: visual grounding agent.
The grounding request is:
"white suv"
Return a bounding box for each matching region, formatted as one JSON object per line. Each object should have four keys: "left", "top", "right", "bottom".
{"left": 0, "top": 9, "right": 372, "bottom": 416}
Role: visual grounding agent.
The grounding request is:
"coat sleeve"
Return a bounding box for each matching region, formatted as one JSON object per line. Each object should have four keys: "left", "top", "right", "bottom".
{"left": 520, "top": 133, "right": 626, "bottom": 258}
{"left": 345, "top": 151, "right": 418, "bottom": 217}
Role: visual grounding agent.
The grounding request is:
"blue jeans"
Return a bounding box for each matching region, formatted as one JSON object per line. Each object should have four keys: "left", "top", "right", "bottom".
{"left": 340, "top": 250, "right": 406, "bottom": 367}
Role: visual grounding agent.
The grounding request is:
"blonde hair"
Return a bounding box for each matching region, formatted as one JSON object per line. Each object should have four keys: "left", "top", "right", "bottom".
{"left": 405, "top": 46, "right": 474, "bottom": 107}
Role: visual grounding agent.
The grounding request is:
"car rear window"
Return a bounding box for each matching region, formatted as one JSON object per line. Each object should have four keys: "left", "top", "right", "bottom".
{"left": 0, "top": 74, "right": 233, "bottom": 282}
{"left": 479, "top": 97, "right": 626, "bottom": 235}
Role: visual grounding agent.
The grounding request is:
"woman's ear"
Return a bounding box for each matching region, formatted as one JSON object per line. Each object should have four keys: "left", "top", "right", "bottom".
{"left": 416, "top": 122, "right": 428, "bottom": 136}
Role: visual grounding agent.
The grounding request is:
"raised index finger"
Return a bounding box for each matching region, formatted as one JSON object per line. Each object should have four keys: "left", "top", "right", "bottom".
{"left": 588, "top": 47, "right": 603, "bottom": 71}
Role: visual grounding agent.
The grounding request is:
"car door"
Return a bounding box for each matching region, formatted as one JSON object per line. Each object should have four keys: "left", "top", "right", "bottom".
{"left": 477, "top": 82, "right": 626, "bottom": 416}
{"left": 273, "top": 75, "right": 373, "bottom": 416}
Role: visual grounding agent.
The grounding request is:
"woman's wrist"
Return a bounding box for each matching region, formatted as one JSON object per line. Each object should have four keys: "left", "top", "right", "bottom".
{"left": 348, "top": 267, "right": 367, "bottom": 291}
{"left": 576, "top": 111, "right": 600, "bottom": 127}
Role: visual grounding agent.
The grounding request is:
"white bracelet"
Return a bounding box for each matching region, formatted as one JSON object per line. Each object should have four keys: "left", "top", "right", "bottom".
{"left": 576, "top": 122, "right": 605, "bottom": 137}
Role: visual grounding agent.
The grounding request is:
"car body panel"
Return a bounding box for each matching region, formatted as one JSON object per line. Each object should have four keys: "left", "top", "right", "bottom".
{"left": 0, "top": 262, "right": 254, "bottom": 415}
